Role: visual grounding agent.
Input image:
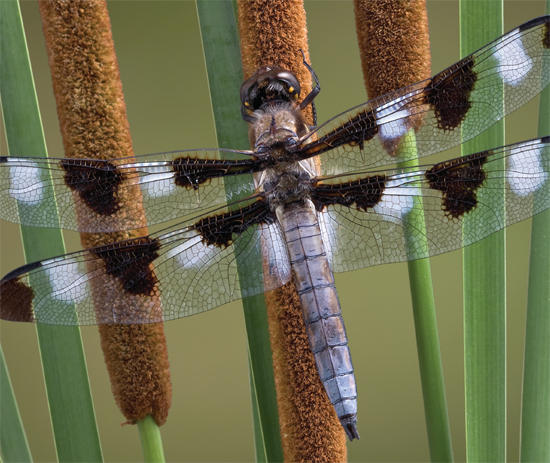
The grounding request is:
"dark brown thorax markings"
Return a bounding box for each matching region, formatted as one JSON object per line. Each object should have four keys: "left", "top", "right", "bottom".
{"left": 89, "top": 237, "right": 161, "bottom": 296}
{"left": 426, "top": 150, "right": 491, "bottom": 218}
{"left": 61, "top": 159, "right": 124, "bottom": 216}
{"left": 425, "top": 56, "right": 477, "bottom": 131}
{"left": 194, "top": 200, "right": 273, "bottom": 248}
{"left": 311, "top": 175, "right": 387, "bottom": 212}
{"left": 172, "top": 157, "right": 260, "bottom": 189}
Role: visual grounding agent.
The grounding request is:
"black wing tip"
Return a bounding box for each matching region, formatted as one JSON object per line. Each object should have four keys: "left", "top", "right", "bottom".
{"left": 1, "top": 261, "right": 43, "bottom": 283}
{"left": 341, "top": 418, "right": 360, "bottom": 441}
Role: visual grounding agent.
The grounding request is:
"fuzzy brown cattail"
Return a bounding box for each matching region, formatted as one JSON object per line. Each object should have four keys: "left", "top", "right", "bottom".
{"left": 353, "top": 0, "right": 439, "bottom": 457}
{"left": 237, "top": 1, "right": 348, "bottom": 461}
{"left": 38, "top": 0, "right": 171, "bottom": 426}
{"left": 354, "top": 0, "right": 431, "bottom": 99}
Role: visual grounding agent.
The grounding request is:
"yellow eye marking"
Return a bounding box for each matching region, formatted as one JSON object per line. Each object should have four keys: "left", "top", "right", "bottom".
{"left": 288, "top": 86, "right": 294, "bottom": 93}
{"left": 244, "top": 101, "right": 250, "bottom": 106}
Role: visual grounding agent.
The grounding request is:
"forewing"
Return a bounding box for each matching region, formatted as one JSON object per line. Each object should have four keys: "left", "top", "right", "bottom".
{"left": 297, "top": 16, "right": 550, "bottom": 176}
{"left": 314, "top": 137, "right": 549, "bottom": 272}
{"left": 0, "top": 148, "right": 258, "bottom": 232}
{"left": 0, "top": 199, "right": 289, "bottom": 325}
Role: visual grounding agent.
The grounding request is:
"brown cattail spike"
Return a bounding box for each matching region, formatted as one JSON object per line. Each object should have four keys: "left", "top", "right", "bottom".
{"left": 238, "top": 0, "right": 315, "bottom": 125}
{"left": 354, "top": 0, "right": 431, "bottom": 99}
{"left": 238, "top": 1, "right": 348, "bottom": 461}
{"left": 38, "top": 0, "right": 171, "bottom": 426}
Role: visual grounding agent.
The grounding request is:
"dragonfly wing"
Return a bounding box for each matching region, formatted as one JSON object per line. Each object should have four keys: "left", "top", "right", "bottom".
{"left": 0, "top": 148, "right": 258, "bottom": 233}
{"left": 313, "top": 137, "right": 549, "bottom": 272}
{"left": 0, "top": 198, "right": 289, "bottom": 325}
{"left": 297, "top": 16, "right": 550, "bottom": 175}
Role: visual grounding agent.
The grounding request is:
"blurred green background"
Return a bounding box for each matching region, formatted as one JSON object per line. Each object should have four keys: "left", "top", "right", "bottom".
{"left": 0, "top": 1, "right": 546, "bottom": 461}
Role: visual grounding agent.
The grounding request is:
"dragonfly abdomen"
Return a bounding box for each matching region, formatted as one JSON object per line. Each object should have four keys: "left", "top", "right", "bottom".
{"left": 278, "top": 201, "right": 359, "bottom": 441}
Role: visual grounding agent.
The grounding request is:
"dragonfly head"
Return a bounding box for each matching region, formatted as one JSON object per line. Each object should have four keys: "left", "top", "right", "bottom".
{"left": 240, "top": 66, "right": 301, "bottom": 122}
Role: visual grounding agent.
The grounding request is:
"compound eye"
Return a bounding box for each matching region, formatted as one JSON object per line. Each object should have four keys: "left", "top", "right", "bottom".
{"left": 256, "top": 145, "right": 269, "bottom": 155}
{"left": 284, "top": 137, "right": 298, "bottom": 148}
{"left": 275, "top": 70, "right": 301, "bottom": 100}
{"left": 240, "top": 74, "right": 257, "bottom": 107}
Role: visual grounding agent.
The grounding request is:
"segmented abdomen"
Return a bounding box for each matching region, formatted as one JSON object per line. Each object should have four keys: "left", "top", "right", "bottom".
{"left": 278, "top": 201, "right": 358, "bottom": 437}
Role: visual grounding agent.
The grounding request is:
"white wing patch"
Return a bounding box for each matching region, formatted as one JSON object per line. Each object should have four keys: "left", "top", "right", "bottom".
{"left": 377, "top": 109, "right": 411, "bottom": 142}
{"left": 166, "top": 233, "right": 217, "bottom": 270}
{"left": 318, "top": 209, "right": 335, "bottom": 268}
{"left": 133, "top": 163, "right": 177, "bottom": 198}
{"left": 374, "top": 171, "right": 420, "bottom": 223}
{"left": 494, "top": 29, "right": 533, "bottom": 86}
{"left": 140, "top": 172, "right": 176, "bottom": 198}
{"left": 44, "top": 257, "right": 88, "bottom": 304}
{"left": 260, "top": 221, "right": 292, "bottom": 292}
{"left": 7, "top": 158, "right": 44, "bottom": 205}
{"left": 508, "top": 140, "right": 547, "bottom": 196}
{"left": 375, "top": 93, "right": 416, "bottom": 142}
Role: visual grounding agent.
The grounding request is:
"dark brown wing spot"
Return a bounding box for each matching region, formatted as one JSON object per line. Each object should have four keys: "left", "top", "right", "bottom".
{"left": 61, "top": 159, "right": 124, "bottom": 216}
{"left": 0, "top": 276, "right": 35, "bottom": 322}
{"left": 311, "top": 175, "right": 387, "bottom": 212}
{"left": 425, "top": 56, "right": 477, "bottom": 131}
{"left": 194, "top": 200, "right": 274, "bottom": 248}
{"left": 299, "top": 110, "right": 379, "bottom": 157}
{"left": 90, "top": 237, "right": 161, "bottom": 296}
{"left": 426, "top": 151, "right": 491, "bottom": 219}
{"left": 172, "top": 157, "right": 259, "bottom": 189}
{"left": 519, "top": 16, "right": 550, "bottom": 49}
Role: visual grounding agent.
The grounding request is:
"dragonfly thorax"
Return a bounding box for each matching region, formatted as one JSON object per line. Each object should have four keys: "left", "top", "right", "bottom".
{"left": 259, "top": 160, "right": 315, "bottom": 210}
{"left": 250, "top": 102, "right": 315, "bottom": 209}
{"left": 250, "top": 103, "right": 308, "bottom": 155}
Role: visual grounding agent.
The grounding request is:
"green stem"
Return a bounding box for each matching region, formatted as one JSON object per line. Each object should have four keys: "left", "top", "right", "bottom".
{"left": 137, "top": 416, "right": 165, "bottom": 463}
{"left": 399, "top": 130, "right": 453, "bottom": 462}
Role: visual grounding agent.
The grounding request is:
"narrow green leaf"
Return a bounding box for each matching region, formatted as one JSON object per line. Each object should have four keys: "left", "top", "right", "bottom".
{"left": 521, "top": 1, "right": 550, "bottom": 460}
{"left": 195, "top": 2, "right": 283, "bottom": 462}
{"left": 398, "top": 130, "right": 453, "bottom": 462}
{"left": 460, "top": 1, "right": 506, "bottom": 461}
{"left": 0, "top": 1, "right": 102, "bottom": 461}
{"left": 0, "top": 345, "right": 32, "bottom": 462}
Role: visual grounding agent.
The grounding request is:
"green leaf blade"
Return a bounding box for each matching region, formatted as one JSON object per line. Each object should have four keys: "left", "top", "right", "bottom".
{"left": 460, "top": 1, "right": 506, "bottom": 461}
{"left": 520, "top": 1, "right": 550, "bottom": 460}
{"left": 0, "top": 1, "right": 102, "bottom": 461}
{"left": 195, "top": 2, "right": 283, "bottom": 461}
{"left": 0, "top": 345, "right": 32, "bottom": 462}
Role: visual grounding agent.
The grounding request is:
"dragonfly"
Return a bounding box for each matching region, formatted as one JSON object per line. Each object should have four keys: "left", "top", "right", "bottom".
{"left": 1, "top": 15, "right": 549, "bottom": 441}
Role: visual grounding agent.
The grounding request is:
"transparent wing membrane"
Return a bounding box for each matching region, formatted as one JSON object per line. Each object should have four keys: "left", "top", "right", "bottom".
{"left": 299, "top": 17, "right": 549, "bottom": 175}
{"left": 0, "top": 149, "right": 257, "bottom": 232}
{"left": 1, "top": 16, "right": 549, "bottom": 325}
